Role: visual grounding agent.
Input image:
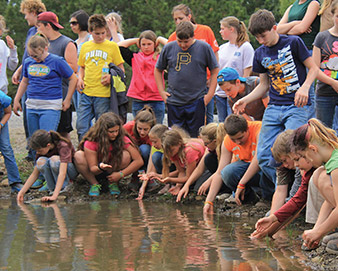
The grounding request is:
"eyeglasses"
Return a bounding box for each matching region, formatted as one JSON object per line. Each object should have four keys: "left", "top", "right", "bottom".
{"left": 70, "top": 21, "right": 78, "bottom": 25}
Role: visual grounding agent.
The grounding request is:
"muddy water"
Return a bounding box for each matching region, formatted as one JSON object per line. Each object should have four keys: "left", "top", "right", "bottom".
{"left": 0, "top": 199, "right": 312, "bottom": 270}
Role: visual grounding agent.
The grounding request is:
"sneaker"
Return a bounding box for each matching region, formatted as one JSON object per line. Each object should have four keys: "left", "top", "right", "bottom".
{"left": 146, "top": 179, "right": 160, "bottom": 193}
{"left": 10, "top": 183, "right": 24, "bottom": 193}
{"left": 322, "top": 232, "right": 338, "bottom": 247}
{"left": 128, "top": 179, "right": 140, "bottom": 193}
{"left": 89, "top": 184, "right": 101, "bottom": 197}
{"left": 31, "top": 179, "right": 44, "bottom": 189}
{"left": 109, "top": 183, "right": 120, "bottom": 195}
{"left": 38, "top": 182, "right": 49, "bottom": 192}
{"left": 326, "top": 238, "right": 338, "bottom": 255}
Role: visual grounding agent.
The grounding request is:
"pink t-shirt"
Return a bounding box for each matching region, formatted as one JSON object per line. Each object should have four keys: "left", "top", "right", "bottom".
{"left": 84, "top": 136, "right": 132, "bottom": 160}
{"left": 171, "top": 140, "right": 205, "bottom": 168}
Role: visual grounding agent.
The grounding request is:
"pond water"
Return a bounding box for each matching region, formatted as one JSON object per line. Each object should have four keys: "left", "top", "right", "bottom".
{"left": 0, "top": 199, "right": 312, "bottom": 270}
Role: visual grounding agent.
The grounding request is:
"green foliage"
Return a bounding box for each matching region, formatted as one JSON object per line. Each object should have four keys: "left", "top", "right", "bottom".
{"left": 2, "top": 0, "right": 286, "bottom": 98}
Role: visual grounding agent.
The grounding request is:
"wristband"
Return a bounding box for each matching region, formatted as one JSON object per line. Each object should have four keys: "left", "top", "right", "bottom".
{"left": 97, "top": 163, "right": 105, "bottom": 171}
{"left": 120, "top": 171, "right": 124, "bottom": 179}
{"left": 204, "top": 201, "right": 213, "bottom": 206}
{"left": 0, "top": 123, "right": 3, "bottom": 128}
{"left": 237, "top": 183, "right": 245, "bottom": 190}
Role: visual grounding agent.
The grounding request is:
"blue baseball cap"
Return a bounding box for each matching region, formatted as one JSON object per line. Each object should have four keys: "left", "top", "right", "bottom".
{"left": 217, "top": 67, "right": 246, "bottom": 84}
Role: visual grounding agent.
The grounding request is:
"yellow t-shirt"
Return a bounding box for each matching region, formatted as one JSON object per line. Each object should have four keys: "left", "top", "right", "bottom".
{"left": 78, "top": 40, "right": 124, "bottom": 97}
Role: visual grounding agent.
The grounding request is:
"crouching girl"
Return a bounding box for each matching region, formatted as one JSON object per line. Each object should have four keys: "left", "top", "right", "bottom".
{"left": 75, "top": 112, "right": 143, "bottom": 196}
{"left": 17, "top": 130, "right": 78, "bottom": 202}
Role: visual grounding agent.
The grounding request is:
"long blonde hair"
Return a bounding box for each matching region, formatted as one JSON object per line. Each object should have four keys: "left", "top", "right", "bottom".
{"left": 199, "top": 123, "right": 226, "bottom": 159}
{"left": 292, "top": 118, "right": 338, "bottom": 152}
{"left": 161, "top": 127, "right": 191, "bottom": 177}
{"left": 220, "top": 16, "right": 249, "bottom": 47}
{"left": 319, "top": 0, "right": 334, "bottom": 15}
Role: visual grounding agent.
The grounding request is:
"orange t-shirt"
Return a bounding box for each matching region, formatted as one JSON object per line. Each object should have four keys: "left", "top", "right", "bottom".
{"left": 224, "top": 121, "right": 261, "bottom": 163}
{"left": 168, "top": 24, "right": 219, "bottom": 80}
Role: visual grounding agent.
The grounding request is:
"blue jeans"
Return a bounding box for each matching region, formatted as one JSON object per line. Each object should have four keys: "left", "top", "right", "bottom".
{"left": 152, "top": 151, "right": 163, "bottom": 174}
{"left": 0, "top": 109, "right": 21, "bottom": 185}
{"left": 72, "top": 91, "right": 80, "bottom": 112}
{"left": 215, "top": 95, "right": 231, "bottom": 123}
{"left": 206, "top": 97, "right": 214, "bottom": 124}
{"left": 257, "top": 104, "right": 309, "bottom": 199}
{"left": 315, "top": 95, "right": 338, "bottom": 129}
{"left": 152, "top": 151, "right": 176, "bottom": 174}
{"left": 139, "top": 144, "right": 151, "bottom": 171}
{"left": 221, "top": 160, "right": 261, "bottom": 202}
{"left": 27, "top": 108, "right": 61, "bottom": 137}
{"left": 36, "top": 156, "right": 78, "bottom": 191}
{"left": 76, "top": 94, "right": 110, "bottom": 141}
{"left": 132, "top": 100, "right": 165, "bottom": 124}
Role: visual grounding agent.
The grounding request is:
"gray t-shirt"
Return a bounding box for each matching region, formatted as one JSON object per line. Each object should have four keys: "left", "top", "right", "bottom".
{"left": 156, "top": 40, "right": 218, "bottom": 106}
{"left": 313, "top": 30, "right": 338, "bottom": 97}
{"left": 227, "top": 76, "right": 267, "bottom": 120}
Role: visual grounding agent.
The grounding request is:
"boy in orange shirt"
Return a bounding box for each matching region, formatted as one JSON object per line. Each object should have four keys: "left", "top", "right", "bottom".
{"left": 204, "top": 114, "right": 264, "bottom": 214}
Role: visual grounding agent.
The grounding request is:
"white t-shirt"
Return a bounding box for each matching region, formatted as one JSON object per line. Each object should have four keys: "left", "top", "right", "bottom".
{"left": 215, "top": 41, "right": 254, "bottom": 98}
{"left": 0, "top": 40, "right": 18, "bottom": 93}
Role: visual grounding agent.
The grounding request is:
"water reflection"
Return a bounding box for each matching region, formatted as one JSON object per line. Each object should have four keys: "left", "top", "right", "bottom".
{"left": 0, "top": 199, "right": 312, "bottom": 270}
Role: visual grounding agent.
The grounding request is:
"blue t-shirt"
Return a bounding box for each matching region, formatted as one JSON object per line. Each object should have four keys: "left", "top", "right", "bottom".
{"left": 22, "top": 53, "right": 74, "bottom": 100}
{"left": 253, "top": 35, "right": 311, "bottom": 105}
{"left": 0, "top": 90, "right": 12, "bottom": 109}
{"left": 156, "top": 40, "right": 219, "bottom": 106}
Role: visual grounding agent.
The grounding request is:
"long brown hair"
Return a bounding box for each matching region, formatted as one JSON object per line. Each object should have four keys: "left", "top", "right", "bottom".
{"left": 79, "top": 112, "right": 134, "bottom": 169}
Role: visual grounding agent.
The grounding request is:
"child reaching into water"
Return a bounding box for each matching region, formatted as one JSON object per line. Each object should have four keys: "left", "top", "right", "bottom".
{"left": 17, "top": 130, "right": 78, "bottom": 202}
{"left": 137, "top": 124, "right": 169, "bottom": 200}
{"left": 176, "top": 123, "right": 227, "bottom": 202}
{"left": 159, "top": 128, "right": 205, "bottom": 195}
{"left": 75, "top": 112, "right": 143, "bottom": 197}
{"left": 251, "top": 130, "right": 315, "bottom": 239}
{"left": 118, "top": 30, "right": 167, "bottom": 123}
{"left": 292, "top": 118, "right": 338, "bottom": 254}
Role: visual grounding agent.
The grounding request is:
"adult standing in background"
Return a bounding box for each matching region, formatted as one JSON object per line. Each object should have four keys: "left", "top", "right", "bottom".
{"left": 36, "top": 11, "right": 78, "bottom": 139}
{"left": 69, "top": 9, "right": 90, "bottom": 111}
{"left": 12, "top": 0, "right": 46, "bottom": 162}
{"left": 167, "top": 4, "right": 219, "bottom": 124}
{"left": 215, "top": 16, "right": 254, "bottom": 122}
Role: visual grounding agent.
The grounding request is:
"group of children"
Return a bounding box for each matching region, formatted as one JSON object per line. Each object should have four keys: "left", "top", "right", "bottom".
{"left": 1, "top": 0, "right": 338, "bottom": 257}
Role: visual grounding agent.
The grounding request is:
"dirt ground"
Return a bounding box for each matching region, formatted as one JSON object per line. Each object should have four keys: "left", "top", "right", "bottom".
{"left": 0, "top": 113, "right": 337, "bottom": 270}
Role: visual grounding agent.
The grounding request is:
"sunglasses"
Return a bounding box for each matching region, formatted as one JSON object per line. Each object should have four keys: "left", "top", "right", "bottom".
{"left": 70, "top": 21, "right": 79, "bottom": 26}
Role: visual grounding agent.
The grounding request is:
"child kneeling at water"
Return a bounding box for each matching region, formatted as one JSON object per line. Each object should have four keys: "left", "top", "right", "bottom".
{"left": 137, "top": 124, "right": 169, "bottom": 200}
{"left": 17, "top": 130, "right": 78, "bottom": 202}
{"left": 75, "top": 112, "right": 143, "bottom": 196}
{"left": 159, "top": 128, "right": 205, "bottom": 195}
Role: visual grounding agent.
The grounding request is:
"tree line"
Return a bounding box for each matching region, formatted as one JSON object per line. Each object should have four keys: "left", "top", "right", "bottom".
{"left": 1, "top": 0, "right": 293, "bottom": 97}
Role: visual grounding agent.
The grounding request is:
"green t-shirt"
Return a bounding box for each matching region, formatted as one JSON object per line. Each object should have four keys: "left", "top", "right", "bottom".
{"left": 325, "top": 149, "right": 338, "bottom": 174}
{"left": 288, "top": 0, "right": 320, "bottom": 49}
